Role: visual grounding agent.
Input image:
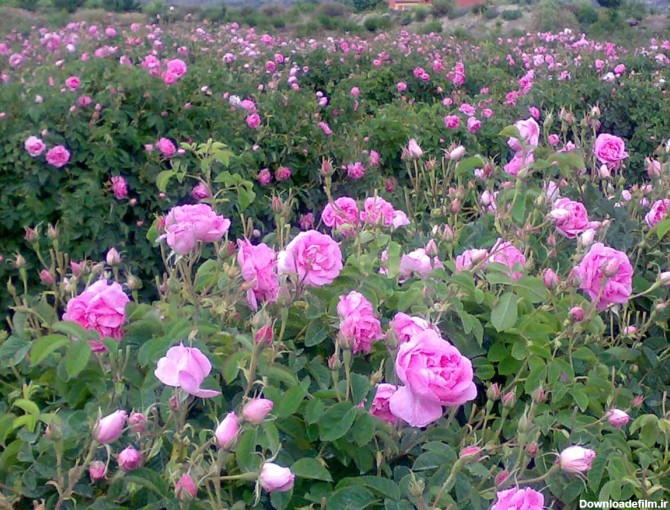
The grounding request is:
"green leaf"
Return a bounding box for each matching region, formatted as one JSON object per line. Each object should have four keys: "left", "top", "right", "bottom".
{"left": 328, "top": 486, "right": 377, "bottom": 510}
{"left": 64, "top": 341, "right": 92, "bottom": 380}
{"left": 511, "top": 277, "right": 549, "bottom": 303}
{"left": 455, "top": 156, "right": 485, "bottom": 178}
{"left": 291, "top": 458, "right": 333, "bottom": 482}
{"left": 155, "top": 170, "right": 174, "bottom": 193}
{"left": 490, "top": 293, "right": 519, "bottom": 332}
{"left": 0, "top": 336, "right": 31, "bottom": 368}
{"left": 274, "top": 385, "right": 307, "bottom": 419}
{"left": 12, "top": 399, "right": 40, "bottom": 417}
{"left": 318, "top": 402, "right": 357, "bottom": 441}
{"left": 122, "top": 468, "right": 168, "bottom": 497}
{"left": 305, "top": 319, "right": 329, "bottom": 347}
{"left": 656, "top": 218, "right": 670, "bottom": 239}
{"left": 30, "top": 334, "right": 71, "bottom": 366}
{"left": 350, "top": 373, "right": 370, "bottom": 405}
{"left": 303, "top": 398, "right": 325, "bottom": 425}
{"left": 352, "top": 413, "right": 376, "bottom": 446}
{"left": 573, "top": 388, "right": 589, "bottom": 411}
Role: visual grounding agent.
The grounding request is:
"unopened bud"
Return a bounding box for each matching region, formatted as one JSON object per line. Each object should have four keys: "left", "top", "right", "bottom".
{"left": 39, "top": 269, "right": 55, "bottom": 285}
{"left": 502, "top": 392, "right": 516, "bottom": 409}
{"left": 24, "top": 227, "right": 39, "bottom": 243}
{"left": 14, "top": 253, "right": 26, "bottom": 269}
{"left": 525, "top": 441, "right": 539, "bottom": 457}
{"left": 47, "top": 224, "right": 59, "bottom": 240}
{"left": 106, "top": 248, "right": 121, "bottom": 267}
{"left": 486, "top": 383, "right": 501, "bottom": 400}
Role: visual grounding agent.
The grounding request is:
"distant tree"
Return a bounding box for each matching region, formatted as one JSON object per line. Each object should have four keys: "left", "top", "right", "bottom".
{"left": 103, "top": 0, "right": 141, "bottom": 12}
{"left": 596, "top": 0, "right": 621, "bottom": 8}
{"left": 51, "top": 0, "right": 85, "bottom": 12}
{"left": 353, "top": 0, "right": 381, "bottom": 13}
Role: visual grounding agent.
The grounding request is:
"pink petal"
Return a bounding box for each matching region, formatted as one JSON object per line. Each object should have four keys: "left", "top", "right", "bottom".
{"left": 389, "top": 386, "right": 444, "bottom": 427}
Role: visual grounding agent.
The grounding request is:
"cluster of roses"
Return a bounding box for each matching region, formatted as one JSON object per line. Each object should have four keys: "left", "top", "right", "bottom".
{"left": 503, "top": 118, "right": 539, "bottom": 177}
{"left": 89, "top": 344, "right": 292, "bottom": 500}
{"left": 24, "top": 136, "right": 70, "bottom": 168}
{"left": 159, "top": 204, "right": 231, "bottom": 255}
{"left": 140, "top": 57, "right": 188, "bottom": 86}
{"left": 321, "top": 196, "right": 410, "bottom": 238}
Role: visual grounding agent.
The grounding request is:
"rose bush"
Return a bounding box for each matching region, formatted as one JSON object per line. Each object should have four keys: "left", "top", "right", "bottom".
{"left": 0, "top": 18, "right": 670, "bottom": 510}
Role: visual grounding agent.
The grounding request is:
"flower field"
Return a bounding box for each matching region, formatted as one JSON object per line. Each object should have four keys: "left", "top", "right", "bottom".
{"left": 1, "top": 16, "right": 670, "bottom": 509}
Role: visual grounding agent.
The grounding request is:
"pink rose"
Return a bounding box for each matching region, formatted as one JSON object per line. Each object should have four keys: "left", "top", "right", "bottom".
{"left": 645, "top": 199, "right": 670, "bottom": 228}
{"left": 191, "top": 182, "right": 211, "bottom": 200}
{"left": 164, "top": 204, "right": 231, "bottom": 253}
{"left": 278, "top": 230, "right": 343, "bottom": 287}
{"left": 360, "top": 196, "right": 395, "bottom": 226}
{"left": 467, "top": 117, "right": 481, "bottom": 133}
{"left": 237, "top": 240, "right": 279, "bottom": 310}
{"left": 370, "top": 383, "right": 399, "bottom": 424}
{"left": 63, "top": 280, "right": 129, "bottom": 350}
{"left": 486, "top": 239, "right": 526, "bottom": 280}
{"left": 406, "top": 139, "right": 423, "bottom": 159}
{"left": 215, "top": 412, "right": 239, "bottom": 448}
{"left": 573, "top": 243, "right": 633, "bottom": 310}
{"left": 346, "top": 161, "right": 366, "bottom": 179}
{"left": 491, "top": 487, "right": 544, "bottom": 510}
{"left": 154, "top": 343, "right": 221, "bottom": 398}
{"left": 242, "top": 398, "right": 274, "bottom": 425}
{"left": 337, "top": 291, "right": 383, "bottom": 354}
{"left": 504, "top": 151, "right": 534, "bottom": 177}
{"left": 175, "top": 473, "right": 197, "bottom": 500}
{"left": 606, "top": 408, "right": 630, "bottom": 428}
{"left": 258, "top": 168, "right": 272, "bottom": 186}
{"left": 275, "top": 166, "right": 291, "bottom": 181}
{"left": 369, "top": 150, "right": 380, "bottom": 167}
{"left": 24, "top": 136, "right": 46, "bottom": 157}
{"left": 399, "top": 248, "right": 443, "bottom": 279}
{"left": 117, "top": 446, "right": 143, "bottom": 472}
{"left": 94, "top": 410, "right": 127, "bottom": 444}
{"left": 322, "top": 197, "right": 359, "bottom": 235}
{"left": 111, "top": 175, "right": 128, "bottom": 200}
{"left": 259, "top": 463, "right": 295, "bottom": 493}
{"left": 390, "top": 312, "right": 437, "bottom": 344}
{"left": 65, "top": 76, "right": 80, "bottom": 91}
{"left": 166, "top": 58, "right": 187, "bottom": 78}
{"left": 455, "top": 248, "right": 489, "bottom": 272}
{"left": 246, "top": 113, "right": 261, "bottom": 129}
{"left": 444, "top": 115, "right": 460, "bottom": 129}
{"left": 46, "top": 145, "right": 70, "bottom": 168}
{"left": 594, "top": 133, "right": 628, "bottom": 166}
{"left": 389, "top": 330, "right": 476, "bottom": 427}
{"left": 508, "top": 118, "right": 540, "bottom": 151}
{"left": 156, "top": 137, "right": 177, "bottom": 157}
{"left": 559, "top": 445, "right": 596, "bottom": 473}
{"left": 550, "top": 197, "right": 592, "bottom": 239}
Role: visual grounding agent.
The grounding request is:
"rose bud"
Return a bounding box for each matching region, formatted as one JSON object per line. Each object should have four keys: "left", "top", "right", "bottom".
{"left": 531, "top": 386, "right": 546, "bottom": 403}
{"left": 215, "top": 412, "right": 239, "bottom": 449}
{"left": 632, "top": 396, "right": 644, "bottom": 408}
{"left": 259, "top": 463, "right": 295, "bottom": 492}
{"left": 502, "top": 392, "right": 516, "bottom": 409}
{"left": 659, "top": 271, "right": 670, "bottom": 285}
{"left": 175, "top": 473, "right": 198, "bottom": 500}
{"left": 89, "top": 461, "right": 107, "bottom": 481}
{"left": 525, "top": 441, "right": 539, "bottom": 457}
{"left": 47, "top": 225, "right": 60, "bottom": 240}
{"left": 94, "top": 410, "right": 127, "bottom": 444}
{"left": 106, "top": 248, "right": 121, "bottom": 267}
{"left": 495, "top": 469, "right": 509, "bottom": 486}
{"left": 559, "top": 445, "right": 596, "bottom": 473}
{"left": 117, "top": 446, "right": 143, "bottom": 472}
{"left": 543, "top": 268, "right": 559, "bottom": 290}
{"left": 458, "top": 445, "right": 482, "bottom": 462}
{"left": 242, "top": 398, "right": 274, "bottom": 425}
{"left": 128, "top": 412, "right": 147, "bottom": 434}
{"left": 606, "top": 409, "right": 630, "bottom": 428}
{"left": 254, "top": 325, "right": 273, "bottom": 346}
{"left": 24, "top": 227, "right": 39, "bottom": 243}
{"left": 569, "top": 306, "right": 585, "bottom": 322}
{"left": 40, "top": 269, "right": 55, "bottom": 285}
{"left": 486, "top": 383, "right": 501, "bottom": 400}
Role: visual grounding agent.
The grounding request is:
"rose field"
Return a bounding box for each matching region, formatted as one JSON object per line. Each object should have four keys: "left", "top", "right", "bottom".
{"left": 1, "top": 12, "right": 670, "bottom": 509}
